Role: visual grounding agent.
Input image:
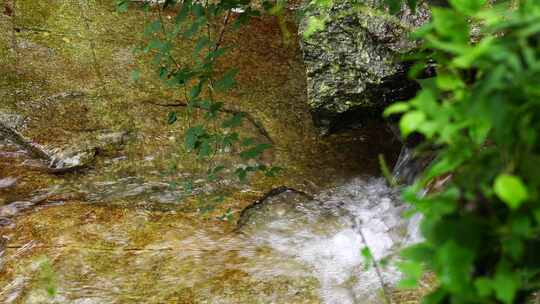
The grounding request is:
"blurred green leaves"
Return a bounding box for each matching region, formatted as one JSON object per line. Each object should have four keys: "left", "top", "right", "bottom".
{"left": 389, "top": 0, "right": 540, "bottom": 302}
{"left": 494, "top": 174, "right": 529, "bottom": 210}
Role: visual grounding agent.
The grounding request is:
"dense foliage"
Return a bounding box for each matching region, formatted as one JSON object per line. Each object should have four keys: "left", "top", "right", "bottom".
{"left": 384, "top": 0, "right": 540, "bottom": 302}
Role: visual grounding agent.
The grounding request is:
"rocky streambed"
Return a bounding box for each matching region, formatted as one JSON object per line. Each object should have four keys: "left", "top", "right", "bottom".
{"left": 0, "top": 1, "right": 429, "bottom": 303}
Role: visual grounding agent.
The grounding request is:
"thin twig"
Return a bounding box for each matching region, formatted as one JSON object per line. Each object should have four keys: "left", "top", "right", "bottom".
{"left": 143, "top": 99, "right": 274, "bottom": 144}
{"left": 213, "top": 11, "right": 231, "bottom": 53}
{"left": 357, "top": 223, "right": 393, "bottom": 304}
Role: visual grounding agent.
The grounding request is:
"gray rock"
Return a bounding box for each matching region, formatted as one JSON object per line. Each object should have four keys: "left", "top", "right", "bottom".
{"left": 48, "top": 130, "right": 131, "bottom": 169}
{"left": 0, "top": 177, "right": 17, "bottom": 189}
{"left": 299, "top": 0, "right": 430, "bottom": 131}
{"left": 237, "top": 187, "right": 314, "bottom": 231}
{"left": 0, "top": 113, "right": 25, "bottom": 130}
{"left": 0, "top": 201, "right": 34, "bottom": 217}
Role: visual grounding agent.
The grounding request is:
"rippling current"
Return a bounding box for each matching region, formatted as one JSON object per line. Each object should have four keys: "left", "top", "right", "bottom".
{"left": 1, "top": 176, "right": 420, "bottom": 304}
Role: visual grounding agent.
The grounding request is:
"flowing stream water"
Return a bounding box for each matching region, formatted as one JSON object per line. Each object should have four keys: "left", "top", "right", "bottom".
{"left": 0, "top": 137, "right": 421, "bottom": 303}
{"left": 239, "top": 176, "right": 422, "bottom": 304}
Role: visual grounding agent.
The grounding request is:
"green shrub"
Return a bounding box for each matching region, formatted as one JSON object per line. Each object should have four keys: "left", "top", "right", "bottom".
{"left": 384, "top": 0, "right": 540, "bottom": 302}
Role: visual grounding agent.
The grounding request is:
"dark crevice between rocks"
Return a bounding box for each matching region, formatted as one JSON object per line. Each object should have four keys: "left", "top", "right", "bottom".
{"left": 312, "top": 65, "right": 421, "bottom": 135}
{"left": 309, "top": 61, "right": 434, "bottom": 182}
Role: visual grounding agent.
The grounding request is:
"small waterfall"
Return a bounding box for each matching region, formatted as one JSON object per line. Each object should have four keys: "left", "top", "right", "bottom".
{"left": 388, "top": 122, "right": 432, "bottom": 185}
{"left": 392, "top": 146, "right": 418, "bottom": 185}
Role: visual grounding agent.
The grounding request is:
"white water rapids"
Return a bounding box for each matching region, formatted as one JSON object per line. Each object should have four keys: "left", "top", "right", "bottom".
{"left": 239, "top": 177, "right": 422, "bottom": 304}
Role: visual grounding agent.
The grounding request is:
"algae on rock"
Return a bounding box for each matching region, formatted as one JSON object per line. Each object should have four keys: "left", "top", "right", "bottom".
{"left": 299, "top": 0, "right": 430, "bottom": 131}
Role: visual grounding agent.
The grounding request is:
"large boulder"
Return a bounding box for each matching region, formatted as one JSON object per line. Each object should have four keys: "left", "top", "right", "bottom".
{"left": 299, "top": 0, "right": 430, "bottom": 132}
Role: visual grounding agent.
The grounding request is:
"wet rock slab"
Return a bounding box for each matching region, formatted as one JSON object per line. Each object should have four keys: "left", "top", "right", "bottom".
{"left": 0, "top": 203, "right": 320, "bottom": 304}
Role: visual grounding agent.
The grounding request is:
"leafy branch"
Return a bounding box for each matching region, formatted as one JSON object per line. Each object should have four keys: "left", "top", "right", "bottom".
{"left": 119, "top": 0, "right": 281, "bottom": 214}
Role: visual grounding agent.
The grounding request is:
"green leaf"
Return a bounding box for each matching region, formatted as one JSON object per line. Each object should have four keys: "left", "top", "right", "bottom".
{"left": 494, "top": 174, "right": 529, "bottom": 209}
{"left": 222, "top": 113, "right": 245, "bottom": 128}
{"left": 384, "top": 0, "right": 401, "bottom": 14}
{"left": 223, "top": 132, "right": 239, "bottom": 147}
{"left": 492, "top": 262, "right": 519, "bottom": 303}
{"left": 475, "top": 278, "right": 493, "bottom": 297}
{"left": 144, "top": 20, "right": 162, "bottom": 36}
{"left": 116, "top": 0, "right": 129, "bottom": 12}
{"left": 167, "top": 111, "right": 177, "bottom": 124}
{"left": 449, "top": 0, "right": 486, "bottom": 15}
{"left": 198, "top": 138, "right": 212, "bottom": 157}
{"left": 191, "top": 3, "right": 205, "bottom": 18}
{"left": 361, "top": 247, "right": 373, "bottom": 271}
{"left": 175, "top": 0, "right": 192, "bottom": 23}
{"left": 158, "top": 67, "right": 168, "bottom": 79}
{"left": 214, "top": 69, "right": 239, "bottom": 92}
{"left": 189, "top": 82, "right": 203, "bottom": 100}
{"left": 469, "top": 118, "right": 491, "bottom": 145}
{"left": 399, "top": 110, "right": 426, "bottom": 137}
{"left": 206, "top": 47, "right": 227, "bottom": 60}
{"left": 398, "top": 261, "right": 423, "bottom": 288}
{"left": 436, "top": 241, "right": 474, "bottom": 294}
{"left": 183, "top": 16, "right": 205, "bottom": 38}
{"left": 235, "top": 167, "right": 249, "bottom": 182}
{"left": 431, "top": 8, "right": 469, "bottom": 43}
{"left": 436, "top": 73, "right": 464, "bottom": 91}
{"left": 207, "top": 101, "right": 223, "bottom": 119}
{"left": 406, "top": 0, "right": 417, "bottom": 12}
{"left": 185, "top": 125, "right": 205, "bottom": 151}
{"left": 411, "top": 90, "right": 438, "bottom": 116}
{"left": 502, "top": 238, "right": 524, "bottom": 260}
{"left": 193, "top": 36, "right": 210, "bottom": 58}
{"left": 240, "top": 143, "right": 272, "bottom": 159}
{"left": 241, "top": 137, "right": 255, "bottom": 146}
{"left": 264, "top": 166, "right": 283, "bottom": 177}
{"left": 303, "top": 16, "right": 326, "bottom": 39}
{"left": 452, "top": 37, "right": 494, "bottom": 68}
{"left": 383, "top": 102, "right": 410, "bottom": 117}
{"left": 145, "top": 39, "right": 163, "bottom": 53}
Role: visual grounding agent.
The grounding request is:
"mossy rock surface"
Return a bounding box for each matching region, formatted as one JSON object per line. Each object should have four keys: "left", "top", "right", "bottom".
{"left": 299, "top": 0, "right": 430, "bottom": 131}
